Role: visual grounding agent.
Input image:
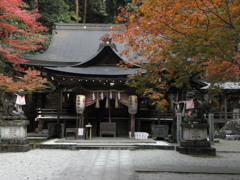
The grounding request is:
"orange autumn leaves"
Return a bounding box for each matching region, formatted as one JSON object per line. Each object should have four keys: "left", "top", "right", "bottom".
{"left": 113, "top": 0, "right": 240, "bottom": 111}
{"left": 0, "top": 69, "right": 47, "bottom": 93}
{"left": 114, "top": 0, "right": 240, "bottom": 82}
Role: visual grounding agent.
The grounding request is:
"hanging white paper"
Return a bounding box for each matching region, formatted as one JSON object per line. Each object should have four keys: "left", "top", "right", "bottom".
{"left": 78, "top": 128, "right": 84, "bottom": 135}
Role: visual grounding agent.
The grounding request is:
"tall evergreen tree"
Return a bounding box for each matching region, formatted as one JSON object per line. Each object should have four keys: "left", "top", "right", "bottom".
{"left": 25, "top": 0, "right": 76, "bottom": 30}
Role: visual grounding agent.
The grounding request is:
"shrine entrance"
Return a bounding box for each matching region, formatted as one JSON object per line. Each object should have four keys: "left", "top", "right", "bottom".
{"left": 87, "top": 102, "right": 129, "bottom": 137}
{"left": 71, "top": 90, "right": 136, "bottom": 138}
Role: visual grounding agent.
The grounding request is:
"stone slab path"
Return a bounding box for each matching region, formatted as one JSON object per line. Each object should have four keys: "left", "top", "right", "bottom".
{"left": 52, "top": 150, "right": 135, "bottom": 180}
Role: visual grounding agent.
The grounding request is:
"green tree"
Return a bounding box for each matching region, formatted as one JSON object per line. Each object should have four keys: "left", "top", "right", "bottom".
{"left": 25, "top": 0, "right": 77, "bottom": 30}
{"left": 104, "top": 0, "right": 131, "bottom": 23}
{"left": 71, "top": 0, "right": 131, "bottom": 23}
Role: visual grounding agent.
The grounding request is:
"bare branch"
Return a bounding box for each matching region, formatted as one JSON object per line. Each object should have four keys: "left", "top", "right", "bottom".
{"left": 194, "top": 0, "right": 210, "bottom": 33}
{"left": 200, "top": 0, "right": 235, "bottom": 29}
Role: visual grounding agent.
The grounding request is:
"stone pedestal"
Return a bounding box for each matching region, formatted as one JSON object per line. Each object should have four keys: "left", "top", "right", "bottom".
{"left": 0, "top": 120, "right": 30, "bottom": 152}
{"left": 176, "top": 123, "right": 216, "bottom": 156}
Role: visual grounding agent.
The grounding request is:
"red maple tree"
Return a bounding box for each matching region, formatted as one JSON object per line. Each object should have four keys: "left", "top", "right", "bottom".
{"left": 0, "top": 0, "right": 48, "bottom": 94}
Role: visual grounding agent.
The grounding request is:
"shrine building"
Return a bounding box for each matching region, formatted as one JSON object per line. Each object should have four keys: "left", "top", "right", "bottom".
{"left": 25, "top": 24, "right": 173, "bottom": 138}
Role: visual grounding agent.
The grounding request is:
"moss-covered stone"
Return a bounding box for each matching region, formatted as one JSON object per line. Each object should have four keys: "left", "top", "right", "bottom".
{"left": 0, "top": 144, "right": 30, "bottom": 152}
{"left": 0, "top": 120, "right": 29, "bottom": 126}
{"left": 176, "top": 146, "right": 216, "bottom": 156}
{"left": 0, "top": 138, "right": 29, "bottom": 145}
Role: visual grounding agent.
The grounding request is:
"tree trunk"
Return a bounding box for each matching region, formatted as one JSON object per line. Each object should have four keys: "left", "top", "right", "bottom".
{"left": 83, "top": 0, "right": 87, "bottom": 23}
{"left": 75, "top": 0, "right": 79, "bottom": 22}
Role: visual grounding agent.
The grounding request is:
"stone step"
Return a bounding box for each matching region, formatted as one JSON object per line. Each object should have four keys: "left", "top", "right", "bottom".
{"left": 27, "top": 136, "right": 175, "bottom": 150}
{"left": 34, "top": 144, "right": 138, "bottom": 150}
{"left": 0, "top": 144, "right": 30, "bottom": 152}
{"left": 27, "top": 136, "right": 48, "bottom": 140}
{"left": 32, "top": 142, "right": 175, "bottom": 150}
{"left": 27, "top": 132, "right": 48, "bottom": 138}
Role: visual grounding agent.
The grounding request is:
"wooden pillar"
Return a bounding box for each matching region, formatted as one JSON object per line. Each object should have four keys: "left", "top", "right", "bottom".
{"left": 130, "top": 114, "right": 135, "bottom": 137}
{"left": 76, "top": 114, "right": 79, "bottom": 128}
{"left": 78, "top": 113, "right": 84, "bottom": 128}
{"left": 57, "top": 87, "right": 63, "bottom": 124}
{"left": 108, "top": 98, "right": 111, "bottom": 123}
{"left": 137, "top": 119, "right": 141, "bottom": 131}
{"left": 224, "top": 95, "right": 228, "bottom": 121}
{"left": 157, "top": 110, "right": 161, "bottom": 125}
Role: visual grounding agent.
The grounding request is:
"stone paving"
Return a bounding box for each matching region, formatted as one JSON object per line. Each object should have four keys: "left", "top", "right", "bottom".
{"left": 52, "top": 150, "right": 135, "bottom": 180}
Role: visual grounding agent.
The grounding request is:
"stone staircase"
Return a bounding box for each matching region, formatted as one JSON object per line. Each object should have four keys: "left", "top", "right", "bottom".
{"left": 29, "top": 137, "right": 175, "bottom": 150}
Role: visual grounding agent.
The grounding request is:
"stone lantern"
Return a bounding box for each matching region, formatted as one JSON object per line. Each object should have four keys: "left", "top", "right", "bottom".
{"left": 176, "top": 84, "right": 216, "bottom": 156}
{"left": 0, "top": 89, "right": 30, "bottom": 152}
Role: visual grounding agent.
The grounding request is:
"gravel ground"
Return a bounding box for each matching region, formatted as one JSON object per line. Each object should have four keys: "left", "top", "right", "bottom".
{"left": 0, "top": 140, "right": 239, "bottom": 180}
{"left": 136, "top": 172, "right": 240, "bottom": 180}
{"left": 213, "top": 139, "right": 240, "bottom": 152}
{"left": 133, "top": 151, "right": 240, "bottom": 173}
{"left": 0, "top": 149, "right": 79, "bottom": 180}
{"left": 133, "top": 151, "right": 240, "bottom": 180}
{"left": 133, "top": 140, "right": 240, "bottom": 180}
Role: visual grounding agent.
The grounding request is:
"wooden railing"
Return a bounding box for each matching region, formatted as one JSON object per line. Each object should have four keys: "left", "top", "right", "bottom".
{"left": 138, "top": 110, "right": 174, "bottom": 118}
{"left": 35, "top": 108, "right": 76, "bottom": 120}
{"left": 36, "top": 108, "right": 75, "bottom": 115}
{"left": 210, "top": 111, "right": 240, "bottom": 123}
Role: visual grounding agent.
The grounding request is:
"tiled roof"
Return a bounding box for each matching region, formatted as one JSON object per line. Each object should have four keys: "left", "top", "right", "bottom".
{"left": 24, "top": 24, "right": 125, "bottom": 67}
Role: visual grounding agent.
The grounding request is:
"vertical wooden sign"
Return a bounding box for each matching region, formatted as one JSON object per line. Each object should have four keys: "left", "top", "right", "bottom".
{"left": 208, "top": 113, "right": 214, "bottom": 145}
{"left": 176, "top": 113, "right": 182, "bottom": 144}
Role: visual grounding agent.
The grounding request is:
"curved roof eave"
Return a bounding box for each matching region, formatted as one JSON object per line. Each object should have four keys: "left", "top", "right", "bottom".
{"left": 71, "top": 45, "right": 121, "bottom": 67}
{"left": 45, "top": 66, "right": 145, "bottom": 76}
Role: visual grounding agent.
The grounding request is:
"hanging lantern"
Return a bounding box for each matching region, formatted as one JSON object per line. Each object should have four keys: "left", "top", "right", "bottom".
{"left": 95, "top": 93, "right": 100, "bottom": 108}
{"left": 76, "top": 95, "right": 86, "bottom": 114}
{"left": 128, "top": 95, "right": 138, "bottom": 114}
